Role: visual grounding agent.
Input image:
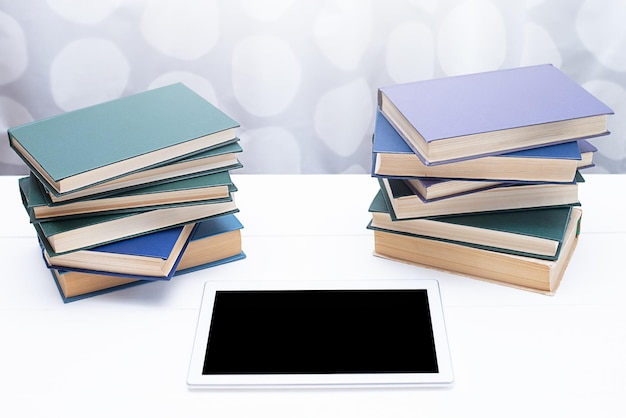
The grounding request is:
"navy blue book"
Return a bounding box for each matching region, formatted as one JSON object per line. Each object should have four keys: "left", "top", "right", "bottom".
{"left": 577, "top": 139, "right": 597, "bottom": 169}
{"left": 43, "top": 223, "right": 197, "bottom": 281}
{"left": 372, "top": 111, "right": 591, "bottom": 182}
{"left": 49, "top": 214, "right": 245, "bottom": 302}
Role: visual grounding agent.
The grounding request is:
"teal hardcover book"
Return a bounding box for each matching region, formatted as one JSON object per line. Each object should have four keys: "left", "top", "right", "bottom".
{"left": 371, "top": 206, "right": 582, "bottom": 294}
{"left": 8, "top": 83, "right": 239, "bottom": 194}
{"left": 368, "top": 190, "right": 573, "bottom": 260}
{"left": 33, "top": 198, "right": 239, "bottom": 254}
{"left": 45, "top": 139, "right": 243, "bottom": 203}
{"left": 20, "top": 170, "right": 236, "bottom": 221}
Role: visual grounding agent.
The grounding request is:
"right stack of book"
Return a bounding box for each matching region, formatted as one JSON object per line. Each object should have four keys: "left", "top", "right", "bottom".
{"left": 368, "top": 64, "right": 614, "bottom": 294}
{"left": 10, "top": 83, "right": 246, "bottom": 302}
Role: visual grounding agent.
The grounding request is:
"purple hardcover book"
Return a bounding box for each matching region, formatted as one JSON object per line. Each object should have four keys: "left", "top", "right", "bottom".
{"left": 373, "top": 110, "right": 583, "bottom": 160}
{"left": 378, "top": 64, "right": 613, "bottom": 164}
{"left": 372, "top": 110, "right": 587, "bottom": 182}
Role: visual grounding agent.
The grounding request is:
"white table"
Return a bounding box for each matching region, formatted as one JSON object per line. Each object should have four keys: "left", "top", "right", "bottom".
{"left": 1, "top": 174, "right": 625, "bottom": 418}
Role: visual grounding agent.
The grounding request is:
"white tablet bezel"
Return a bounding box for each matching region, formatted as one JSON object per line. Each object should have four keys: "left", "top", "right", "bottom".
{"left": 187, "top": 279, "right": 454, "bottom": 389}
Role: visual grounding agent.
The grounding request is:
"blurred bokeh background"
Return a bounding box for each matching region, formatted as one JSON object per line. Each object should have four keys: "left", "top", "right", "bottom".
{"left": 2, "top": 0, "right": 625, "bottom": 175}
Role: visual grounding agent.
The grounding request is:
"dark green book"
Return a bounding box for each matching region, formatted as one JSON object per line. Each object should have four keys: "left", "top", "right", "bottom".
{"left": 20, "top": 170, "right": 236, "bottom": 221}
{"left": 8, "top": 83, "right": 239, "bottom": 195}
{"left": 370, "top": 206, "right": 582, "bottom": 294}
{"left": 33, "top": 198, "right": 239, "bottom": 255}
{"left": 368, "top": 189, "right": 575, "bottom": 260}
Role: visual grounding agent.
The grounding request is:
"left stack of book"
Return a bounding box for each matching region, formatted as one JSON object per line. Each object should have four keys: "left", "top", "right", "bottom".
{"left": 9, "top": 83, "right": 246, "bottom": 302}
{"left": 368, "top": 64, "right": 613, "bottom": 294}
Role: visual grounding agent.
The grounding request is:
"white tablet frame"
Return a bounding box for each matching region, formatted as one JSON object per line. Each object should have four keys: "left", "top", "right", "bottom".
{"left": 187, "top": 279, "right": 454, "bottom": 389}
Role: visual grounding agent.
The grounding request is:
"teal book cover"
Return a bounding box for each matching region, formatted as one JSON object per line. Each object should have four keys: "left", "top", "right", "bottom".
{"left": 45, "top": 138, "right": 243, "bottom": 202}
{"left": 368, "top": 189, "right": 574, "bottom": 260}
{"left": 8, "top": 83, "right": 239, "bottom": 194}
{"left": 33, "top": 199, "right": 239, "bottom": 254}
{"left": 20, "top": 171, "right": 236, "bottom": 221}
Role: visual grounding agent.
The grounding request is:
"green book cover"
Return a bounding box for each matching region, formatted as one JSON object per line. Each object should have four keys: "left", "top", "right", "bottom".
{"left": 44, "top": 139, "right": 243, "bottom": 203}
{"left": 20, "top": 171, "right": 236, "bottom": 221}
{"left": 33, "top": 198, "right": 239, "bottom": 255}
{"left": 368, "top": 189, "right": 574, "bottom": 260}
{"left": 8, "top": 83, "right": 239, "bottom": 194}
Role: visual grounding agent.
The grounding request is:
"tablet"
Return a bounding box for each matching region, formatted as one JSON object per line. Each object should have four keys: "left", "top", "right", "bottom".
{"left": 187, "top": 279, "right": 454, "bottom": 389}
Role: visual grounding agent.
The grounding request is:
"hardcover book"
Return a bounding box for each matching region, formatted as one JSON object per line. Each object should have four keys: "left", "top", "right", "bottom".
{"left": 50, "top": 214, "right": 246, "bottom": 302}
{"left": 404, "top": 177, "right": 506, "bottom": 201}
{"left": 20, "top": 170, "right": 236, "bottom": 221}
{"left": 377, "top": 64, "right": 612, "bottom": 165}
{"left": 43, "top": 223, "right": 198, "bottom": 280}
{"left": 577, "top": 139, "right": 597, "bottom": 169}
{"left": 372, "top": 110, "right": 593, "bottom": 182}
{"left": 8, "top": 83, "right": 239, "bottom": 195}
{"left": 34, "top": 198, "right": 239, "bottom": 254}
{"left": 44, "top": 140, "right": 243, "bottom": 203}
{"left": 368, "top": 190, "right": 573, "bottom": 260}
{"left": 379, "top": 175, "right": 581, "bottom": 220}
{"left": 371, "top": 207, "right": 582, "bottom": 294}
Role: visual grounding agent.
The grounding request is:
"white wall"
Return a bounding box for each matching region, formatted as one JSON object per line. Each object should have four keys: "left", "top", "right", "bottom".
{"left": 1, "top": 0, "right": 625, "bottom": 174}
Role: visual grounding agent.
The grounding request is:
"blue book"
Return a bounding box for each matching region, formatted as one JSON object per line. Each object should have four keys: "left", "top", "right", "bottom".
{"left": 49, "top": 214, "right": 245, "bottom": 302}
{"left": 577, "top": 139, "right": 597, "bottom": 169}
{"left": 378, "top": 64, "right": 612, "bottom": 164}
{"left": 43, "top": 223, "right": 198, "bottom": 281}
{"left": 372, "top": 110, "right": 594, "bottom": 182}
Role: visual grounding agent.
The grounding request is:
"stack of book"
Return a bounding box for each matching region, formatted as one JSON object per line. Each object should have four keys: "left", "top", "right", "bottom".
{"left": 368, "top": 64, "right": 613, "bottom": 294}
{"left": 9, "top": 83, "right": 246, "bottom": 302}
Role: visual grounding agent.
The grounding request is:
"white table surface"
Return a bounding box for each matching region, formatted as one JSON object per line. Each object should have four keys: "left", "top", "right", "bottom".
{"left": 1, "top": 174, "right": 624, "bottom": 418}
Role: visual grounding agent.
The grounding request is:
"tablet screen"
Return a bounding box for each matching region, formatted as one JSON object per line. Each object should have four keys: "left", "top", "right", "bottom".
{"left": 204, "top": 289, "right": 438, "bottom": 375}
{"left": 188, "top": 280, "right": 453, "bottom": 388}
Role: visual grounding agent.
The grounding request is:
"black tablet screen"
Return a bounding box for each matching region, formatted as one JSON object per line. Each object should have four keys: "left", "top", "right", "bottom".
{"left": 202, "top": 289, "right": 438, "bottom": 375}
